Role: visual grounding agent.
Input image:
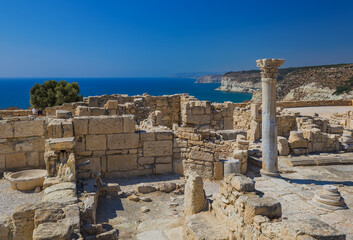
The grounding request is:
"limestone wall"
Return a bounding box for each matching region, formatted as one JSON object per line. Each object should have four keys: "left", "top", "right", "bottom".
{"left": 0, "top": 110, "right": 32, "bottom": 118}
{"left": 277, "top": 99, "right": 353, "bottom": 108}
{"left": 72, "top": 115, "right": 174, "bottom": 178}
{"left": 0, "top": 117, "right": 46, "bottom": 171}
{"left": 181, "top": 96, "right": 234, "bottom": 130}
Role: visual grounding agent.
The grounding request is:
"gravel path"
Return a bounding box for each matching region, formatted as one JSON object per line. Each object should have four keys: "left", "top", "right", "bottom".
{"left": 0, "top": 178, "right": 43, "bottom": 217}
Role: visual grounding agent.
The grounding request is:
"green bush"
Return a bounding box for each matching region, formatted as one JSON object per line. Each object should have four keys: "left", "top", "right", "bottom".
{"left": 30, "top": 80, "right": 83, "bottom": 110}
{"left": 333, "top": 76, "right": 353, "bottom": 95}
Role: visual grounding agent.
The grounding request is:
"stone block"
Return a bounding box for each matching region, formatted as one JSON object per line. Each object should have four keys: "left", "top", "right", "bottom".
{"left": 0, "top": 121, "right": 13, "bottom": 138}
{"left": 86, "top": 135, "right": 106, "bottom": 151}
{"left": 90, "top": 107, "right": 107, "bottom": 116}
{"left": 138, "top": 157, "right": 155, "bottom": 165}
{"left": 277, "top": 136, "right": 290, "bottom": 156}
{"left": 15, "top": 142, "right": 33, "bottom": 152}
{"left": 213, "top": 161, "right": 223, "bottom": 180}
{"left": 104, "top": 100, "right": 118, "bottom": 109}
{"left": 184, "top": 175, "right": 205, "bottom": 216}
{"left": 27, "top": 152, "right": 40, "bottom": 167}
{"left": 14, "top": 119, "right": 44, "bottom": 138}
{"left": 62, "top": 121, "right": 74, "bottom": 137}
{"left": 33, "top": 221, "right": 73, "bottom": 240}
{"left": 47, "top": 119, "right": 63, "bottom": 138}
{"left": 56, "top": 110, "right": 72, "bottom": 119}
{"left": 155, "top": 130, "right": 173, "bottom": 140}
{"left": 155, "top": 156, "right": 172, "bottom": 163}
{"left": 123, "top": 115, "right": 136, "bottom": 133}
{"left": 0, "top": 143, "right": 14, "bottom": 154}
{"left": 107, "top": 154, "right": 137, "bottom": 171}
{"left": 140, "top": 131, "right": 156, "bottom": 141}
{"left": 88, "top": 116, "right": 123, "bottom": 134}
{"left": 223, "top": 158, "right": 240, "bottom": 175}
{"left": 107, "top": 133, "right": 139, "bottom": 150}
{"left": 75, "top": 135, "right": 86, "bottom": 151}
{"left": 189, "top": 150, "right": 213, "bottom": 162}
{"left": 155, "top": 163, "right": 173, "bottom": 174}
{"left": 6, "top": 152, "right": 26, "bottom": 169}
{"left": 144, "top": 140, "right": 173, "bottom": 157}
{"left": 73, "top": 117, "right": 89, "bottom": 135}
{"left": 46, "top": 137, "right": 75, "bottom": 151}
{"left": 173, "top": 159, "right": 184, "bottom": 175}
{"left": 0, "top": 154, "right": 5, "bottom": 169}
{"left": 223, "top": 117, "right": 233, "bottom": 130}
{"left": 244, "top": 196, "right": 282, "bottom": 224}
{"left": 231, "top": 175, "right": 255, "bottom": 192}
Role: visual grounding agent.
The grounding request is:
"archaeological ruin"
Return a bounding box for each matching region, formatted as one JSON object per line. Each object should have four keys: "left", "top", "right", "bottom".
{"left": 1, "top": 58, "right": 353, "bottom": 239}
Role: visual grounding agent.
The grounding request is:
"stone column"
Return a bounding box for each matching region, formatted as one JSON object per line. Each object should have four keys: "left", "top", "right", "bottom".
{"left": 256, "top": 58, "right": 285, "bottom": 176}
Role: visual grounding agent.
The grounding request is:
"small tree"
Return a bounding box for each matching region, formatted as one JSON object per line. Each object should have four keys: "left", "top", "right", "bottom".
{"left": 30, "top": 80, "right": 83, "bottom": 110}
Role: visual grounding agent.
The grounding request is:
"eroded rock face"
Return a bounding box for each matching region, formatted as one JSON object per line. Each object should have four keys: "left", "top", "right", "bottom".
{"left": 184, "top": 174, "right": 206, "bottom": 216}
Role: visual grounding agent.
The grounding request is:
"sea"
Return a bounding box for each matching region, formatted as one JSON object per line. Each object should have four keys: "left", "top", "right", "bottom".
{"left": 0, "top": 78, "right": 252, "bottom": 109}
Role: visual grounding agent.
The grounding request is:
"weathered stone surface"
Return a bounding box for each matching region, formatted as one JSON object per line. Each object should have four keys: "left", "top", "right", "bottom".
{"left": 143, "top": 140, "right": 172, "bottom": 157}
{"left": 96, "top": 229, "right": 118, "bottom": 240}
{"left": 189, "top": 150, "right": 213, "bottom": 162}
{"left": 12, "top": 204, "right": 40, "bottom": 240}
{"left": 14, "top": 120, "right": 44, "bottom": 138}
{"left": 244, "top": 196, "right": 281, "bottom": 224}
{"left": 46, "top": 137, "right": 75, "bottom": 151}
{"left": 107, "top": 154, "right": 137, "bottom": 171}
{"left": 0, "top": 121, "right": 13, "bottom": 138}
{"left": 223, "top": 158, "right": 240, "bottom": 175}
{"left": 34, "top": 208, "right": 64, "bottom": 227}
{"left": 0, "top": 215, "right": 12, "bottom": 240}
{"left": 231, "top": 175, "right": 255, "bottom": 192}
{"left": 32, "top": 222, "right": 73, "bottom": 240}
{"left": 107, "top": 133, "right": 139, "bottom": 149}
{"left": 213, "top": 161, "right": 223, "bottom": 180}
{"left": 56, "top": 110, "right": 72, "bottom": 119}
{"left": 135, "top": 183, "right": 156, "bottom": 193}
{"left": 288, "top": 131, "right": 308, "bottom": 149}
{"left": 43, "top": 187, "right": 77, "bottom": 205}
{"left": 88, "top": 116, "right": 123, "bottom": 134}
{"left": 184, "top": 175, "right": 206, "bottom": 216}
{"left": 155, "top": 163, "right": 173, "bottom": 174}
{"left": 81, "top": 194, "right": 98, "bottom": 224}
{"left": 86, "top": 135, "right": 106, "bottom": 151}
{"left": 6, "top": 152, "right": 26, "bottom": 169}
{"left": 185, "top": 212, "right": 228, "bottom": 240}
{"left": 277, "top": 136, "right": 290, "bottom": 156}
{"left": 155, "top": 182, "right": 177, "bottom": 192}
{"left": 73, "top": 117, "right": 89, "bottom": 135}
{"left": 123, "top": 114, "right": 136, "bottom": 133}
{"left": 83, "top": 223, "right": 103, "bottom": 235}
{"left": 282, "top": 219, "right": 345, "bottom": 240}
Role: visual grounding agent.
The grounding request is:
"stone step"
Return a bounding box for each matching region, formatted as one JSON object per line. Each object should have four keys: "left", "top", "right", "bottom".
{"left": 185, "top": 212, "right": 229, "bottom": 240}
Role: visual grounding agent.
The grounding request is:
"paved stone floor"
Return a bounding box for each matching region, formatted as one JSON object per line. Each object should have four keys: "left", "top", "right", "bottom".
{"left": 0, "top": 178, "right": 43, "bottom": 217}
{"left": 250, "top": 161, "right": 353, "bottom": 239}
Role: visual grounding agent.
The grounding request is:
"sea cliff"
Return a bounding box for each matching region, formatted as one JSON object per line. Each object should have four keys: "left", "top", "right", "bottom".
{"left": 195, "top": 75, "right": 223, "bottom": 83}
{"left": 216, "top": 63, "right": 353, "bottom": 101}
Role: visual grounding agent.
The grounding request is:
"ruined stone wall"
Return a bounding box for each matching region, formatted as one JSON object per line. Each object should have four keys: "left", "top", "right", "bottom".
{"left": 173, "top": 126, "right": 222, "bottom": 180}
{"left": 0, "top": 117, "right": 46, "bottom": 172}
{"left": 72, "top": 115, "right": 174, "bottom": 178}
{"left": 0, "top": 110, "right": 32, "bottom": 118}
{"left": 79, "top": 94, "right": 182, "bottom": 128}
{"left": 181, "top": 96, "right": 234, "bottom": 130}
{"left": 277, "top": 99, "right": 353, "bottom": 108}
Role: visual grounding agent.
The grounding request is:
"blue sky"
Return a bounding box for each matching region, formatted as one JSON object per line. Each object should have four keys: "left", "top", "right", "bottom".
{"left": 0, "top": 0, "right": 352, "bottom": 77}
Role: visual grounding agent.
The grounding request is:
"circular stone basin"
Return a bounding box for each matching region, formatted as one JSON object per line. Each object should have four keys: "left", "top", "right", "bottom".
{"left": 7, "top": 169, "right": 47, "bottom": 191}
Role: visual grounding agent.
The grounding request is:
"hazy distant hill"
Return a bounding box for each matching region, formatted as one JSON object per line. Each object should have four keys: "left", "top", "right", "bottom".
{"left": 195, "top": 75, "right": 223, "bottom": 83}
{"left": 216, "top": 63, "right": 353, "bottom": 101}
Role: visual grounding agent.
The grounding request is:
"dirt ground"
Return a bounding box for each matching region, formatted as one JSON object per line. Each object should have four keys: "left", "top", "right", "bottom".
{"left": 96, "top": 174, "right": 219, "bottom": 240}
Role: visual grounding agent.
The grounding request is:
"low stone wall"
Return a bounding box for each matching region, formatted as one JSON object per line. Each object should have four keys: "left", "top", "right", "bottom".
{"left": 277, "top": 99, "right": 353, "bottom": 108}
{"left": 0, "top": 110, "right": 32, "bottom": 118}
{"left": 72, "top": 115, "right": 174, "bottom": 178}
{"left": 0, "top": 117, "right": 46, "bottom": 171}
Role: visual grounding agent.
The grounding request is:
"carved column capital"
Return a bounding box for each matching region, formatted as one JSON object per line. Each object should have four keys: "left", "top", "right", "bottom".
{"left": 256, "top": 59, "right": 285, "bottom": 79}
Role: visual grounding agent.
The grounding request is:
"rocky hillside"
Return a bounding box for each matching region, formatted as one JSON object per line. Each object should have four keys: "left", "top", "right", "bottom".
{"left": 195, "top": 75, "right": 223, "bottom": 83}
{"left": 217, "top": 63, "right": 353, "bottom": 101}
